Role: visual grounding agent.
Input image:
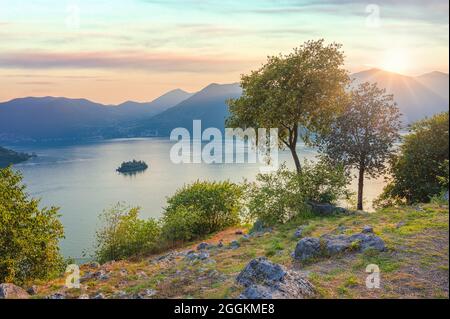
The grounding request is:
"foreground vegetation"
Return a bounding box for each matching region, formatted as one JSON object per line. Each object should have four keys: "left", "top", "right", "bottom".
{"left": 32, "top": 203, "right": 448, "bottom": 299}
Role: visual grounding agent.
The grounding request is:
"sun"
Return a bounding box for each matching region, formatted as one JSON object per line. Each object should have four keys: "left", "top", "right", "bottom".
{"left": 380, "top": 49, "right": 410, "bottom": 74}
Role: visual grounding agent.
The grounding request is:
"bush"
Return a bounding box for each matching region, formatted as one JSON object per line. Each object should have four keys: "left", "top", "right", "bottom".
{"left": 95, "top": 203, "right": 161, "bottom": 263}
{"left": 376, "top": 112, "right": 449, "bottom": 206}
{"left": 0, "top": 167, "right": 64, "bottom": 285}
{"left": 161, "top": 181, "right": 244, "bottom": 243}
{"left": 244, "top": 161, "right": 351, "bottom": 225}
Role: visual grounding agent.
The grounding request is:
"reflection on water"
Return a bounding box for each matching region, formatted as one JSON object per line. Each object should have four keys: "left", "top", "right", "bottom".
{"left": 12, "top": 138, "right": 386, "bottom": 259}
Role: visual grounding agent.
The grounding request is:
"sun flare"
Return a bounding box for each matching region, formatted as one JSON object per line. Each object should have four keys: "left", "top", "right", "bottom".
{"left": 380, "top": 49, "right": 411, "bottom": 74}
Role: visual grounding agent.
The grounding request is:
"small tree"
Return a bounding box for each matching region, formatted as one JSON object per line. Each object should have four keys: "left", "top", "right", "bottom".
{"left": 227, "top": 39, "right": 349, "bottom": 173}
{"left": 318, "top": 82, "right": 401, "bottom": 211}
{"left": 0, "top": 167, "right": 64, "bottom": 285}
{"left": 377, "top": 112, "right": 449, "bottom": 205}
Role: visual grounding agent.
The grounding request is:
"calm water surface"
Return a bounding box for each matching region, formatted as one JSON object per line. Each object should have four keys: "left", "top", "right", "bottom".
{"left": 12, "top": 138, "right": 386, "bottom": 259}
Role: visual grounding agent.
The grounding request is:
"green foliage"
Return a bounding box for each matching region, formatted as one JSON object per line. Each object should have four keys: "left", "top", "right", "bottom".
{"left": 95, "top": 203, "right": 161, "bottom": 263}
{"left": 244, "top": 161, "right": 351, "bottom": 225}
{"left": 227, "top": 39, "right": 349, "bottom": 173}
{"left": 161, "top": 181, "right": 244, "bottom": 242}
{"left": 0, "top": 167, "right": 64, "bottom": 285}
{"left": 376, "top": 112, "right": 449, "bottom": 206}
{"left": 318, "top": 82, "right": 402, "bottom": 210}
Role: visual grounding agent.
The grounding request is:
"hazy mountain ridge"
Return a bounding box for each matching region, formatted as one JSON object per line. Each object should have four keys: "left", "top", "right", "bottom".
{"left": 352, "top": 68, "right": 449, "bottom": 123}
{"left": 0, "top": 69, "right": 448, "bottom": 143}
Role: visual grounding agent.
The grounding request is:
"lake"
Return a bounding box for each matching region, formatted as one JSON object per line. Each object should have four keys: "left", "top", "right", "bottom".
{"left": 11, "top": 138, "right": 386, "bottom": 259}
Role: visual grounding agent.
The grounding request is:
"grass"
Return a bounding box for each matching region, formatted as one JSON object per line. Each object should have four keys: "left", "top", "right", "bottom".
{"left": 33, "top": 204, "right": 448, "bottom": 299}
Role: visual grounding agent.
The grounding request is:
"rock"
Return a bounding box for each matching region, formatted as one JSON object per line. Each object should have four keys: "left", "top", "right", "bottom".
{"left": 229, "top": 240, "right": 240, "bottom": 250}
{"left": 115, "top": 291, "right": 128, "bottom": 299}
{"left": 294, "top": 232, "right": 386, "bottom": 262}
{"left": 88, "top": 262, "right": 100, "bottom": 269}
{"left": 217, "top": 240, "right": 224, "bottom": 248}
{"left": 444, "top": 191, "right": 449, "bottom": 202}
{"left": 308, "top": 202, "right": 347, "bottom": 215}
{"left": 236, "top": 258, "right": 314, "bottom": 299}
{"left": 294, "top": 226, "right": 306, "bottom": 238}
{"left": 236, "top": 257, "right": 286, "bottom": 287}
{"left": 197, "top": 242, "right": 210, "bottom": 250}
{"left": 92, "top": 293, "right": 106, "bottom": 299}
{"left": 362, "top": 225, "right": 374, "bottom": 234}
{"left": 27, "top": 285, "right": 39, "bottom": 295}
{"left": 235, "top": 230, "right": 244, "bottom": 235}
{"left": 78, "top": 294, "right": 90, "bottom": 299}
{"left": 337, "top": 225, "right": 347, "bottom": 233}
{"left": 242, "top": 234, "right": 251, "bottom": 241}
{"left": 0, "top": 283, "right": 30, "bottom": 299}
{"left": 185, "top": 251, "right": 210, "bottom": 262}
{"left": 136, "top": 289, "right": 157, "bottom": 299}
{"left": 46, "top": 292, "right": 66, "bottom": 299}
{"left": 251, "top": 220, "right": 266, "bottom": 233}
{"left": 293, "top": 238, "right": 322, "bottom": 262}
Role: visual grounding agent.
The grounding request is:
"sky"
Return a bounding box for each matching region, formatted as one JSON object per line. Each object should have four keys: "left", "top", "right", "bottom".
{"left": 0, "top": 0, "right": 448, "bottom": 104}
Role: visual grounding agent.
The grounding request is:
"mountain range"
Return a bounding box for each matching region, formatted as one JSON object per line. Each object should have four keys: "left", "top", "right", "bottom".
{"left": 0, "top": 69, "right": 448, "bottom": 143}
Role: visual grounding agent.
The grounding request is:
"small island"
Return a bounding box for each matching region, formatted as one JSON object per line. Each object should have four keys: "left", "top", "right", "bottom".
{"left": 116, "top": 160, "right": 148, "bottom": 174}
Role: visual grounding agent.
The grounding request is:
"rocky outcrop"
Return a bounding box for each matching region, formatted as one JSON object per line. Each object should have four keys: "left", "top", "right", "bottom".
{"left": 0, "top": 283, "right": 30, "bottom": 299}
{"left": 307, "top": 202, "right": 348, "bottom": 215}
{"left": 294, "top": 228, "right": 386, "bottom": 262}
{"left": 236, "top": 257, "right": 314, "bottom": 299}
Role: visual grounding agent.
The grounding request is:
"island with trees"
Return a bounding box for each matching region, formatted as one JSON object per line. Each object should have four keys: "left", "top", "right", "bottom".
{"left": 116, "top": 160, "right": 148, "bottom": 174}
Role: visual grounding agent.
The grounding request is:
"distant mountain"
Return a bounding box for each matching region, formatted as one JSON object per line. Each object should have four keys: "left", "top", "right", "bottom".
{"left": 114, "top": 89, "right": 193, "bottom": 119}
{"left": 0, "top": 89, "right": 192, "bottom": 142}
{"left": 352, "top": 68, "right": 449, "bottom": 123}
{"left": 0, "top": 146, "right": 34, "bottom": 167}
{"left": 1, "top": 69, "right": 448, "bottom": 142}
{"left": 128, "top": 83, "right": 242, "bottom": 136}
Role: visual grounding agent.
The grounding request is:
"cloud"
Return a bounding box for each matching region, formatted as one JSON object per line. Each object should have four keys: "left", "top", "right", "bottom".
{"left": 0, "top": 51, "right": 256, "bottom": 73}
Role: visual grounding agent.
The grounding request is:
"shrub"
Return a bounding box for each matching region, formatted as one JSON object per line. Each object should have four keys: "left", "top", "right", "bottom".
{"left": 95, "top": 203, "right": 161, "bottom": 263}
{"left": 161, "top": 181, "right": 244, "bottom": 242}
{"left": 376, "top": 112, "right": 449, "bottom": 206}
{"left": 0, "top": 167, "right": 64, "bottom": 285}
{"left": 244, "top": 161, "right": 351, "bottom": 225}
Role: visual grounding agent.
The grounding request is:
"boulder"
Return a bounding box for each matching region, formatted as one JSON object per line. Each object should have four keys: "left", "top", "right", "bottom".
{"left": 294, "top": 232, "right": 386, "bottom": 262}
{"left": 237, "top": 258, "right": 314, "bottom": 299}
{"left": 308, "top": 202, "right": 347, "bottom": 215}
{"left": 46, "top": 292, "right": 66, "bottom": 299}
{"left": 92, "top": 293, "right": 106, "bottom": 299}
{"left": 229, "top": 240, "right": 240, "bottom": 250}
{"left": 185, "top": 251, "right": 210, "bottom": 262}
{"left": 293, "top": 238, "right": 321, "bottom": 262}
{"left": 27, "top": 285, "right": 39, "bottom": 295}
{"left": 197, "top": 242, "right": 210, "bottom": 250}
{"left": 0, "top": 283, "right": 30, "bottom": 299}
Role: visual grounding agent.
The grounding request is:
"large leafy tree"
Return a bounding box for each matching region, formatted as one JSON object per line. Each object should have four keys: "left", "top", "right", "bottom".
{"left": 0, "top": 167, "right": 64, "bottom": 285}
{"left": 378, "top": 112, "right": 449, "bottom": 205}
{"left": 227, "top": 39, "right": 349, "bottom": 173}
{"left": 318, "top": 82, "right": 401, "bottom": 210}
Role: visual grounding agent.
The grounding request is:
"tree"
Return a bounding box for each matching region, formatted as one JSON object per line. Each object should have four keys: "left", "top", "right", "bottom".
{"left": 377, "top": 112, "right": 449, "bottom": 205}
{"left": 318, "top": 82, "right": 401, "bottom": 211}
{"left": 0, "top": 166, "right": 64, "bottom": 285}
{"left": 227, "top": 39, "right": 349, "bottom": 173}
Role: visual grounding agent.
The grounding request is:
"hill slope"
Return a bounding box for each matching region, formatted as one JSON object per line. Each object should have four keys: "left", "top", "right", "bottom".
{"left": 29, "top": 204, "right": 449, "bottom": 299}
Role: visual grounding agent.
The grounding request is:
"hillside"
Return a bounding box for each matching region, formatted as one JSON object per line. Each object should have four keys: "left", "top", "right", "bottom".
{"left": 0, "top": 146, "right": 34, "bottom": 168}
{"left": 128, "top": 83, "right": 242, "bottom": 136}
{"left": 27, "top": 204, "right": 448, "bottom": 299}
{"left": 0, "top": 89, "right": 192, "bottom": 143}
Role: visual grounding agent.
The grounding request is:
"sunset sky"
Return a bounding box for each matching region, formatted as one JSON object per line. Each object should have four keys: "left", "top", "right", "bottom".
{"left": 0, "top": 0, "right": 448, "bottom": 104}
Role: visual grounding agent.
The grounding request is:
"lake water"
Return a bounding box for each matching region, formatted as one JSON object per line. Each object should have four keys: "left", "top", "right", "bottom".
{"left": 11, "top": 138, "right": 386, "bottom": 259}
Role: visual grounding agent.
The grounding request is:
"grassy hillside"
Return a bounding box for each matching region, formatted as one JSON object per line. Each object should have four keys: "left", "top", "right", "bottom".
{"left": 32, "top": 204, "right": 448, "bottom": 299}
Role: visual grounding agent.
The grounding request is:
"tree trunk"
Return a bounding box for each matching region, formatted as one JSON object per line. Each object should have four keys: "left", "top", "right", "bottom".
{"left": 289, "top": 146, "right": 302, "bottom": 174}
{"left": 357, "top": 165, "right": 365, "bottom": 211}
